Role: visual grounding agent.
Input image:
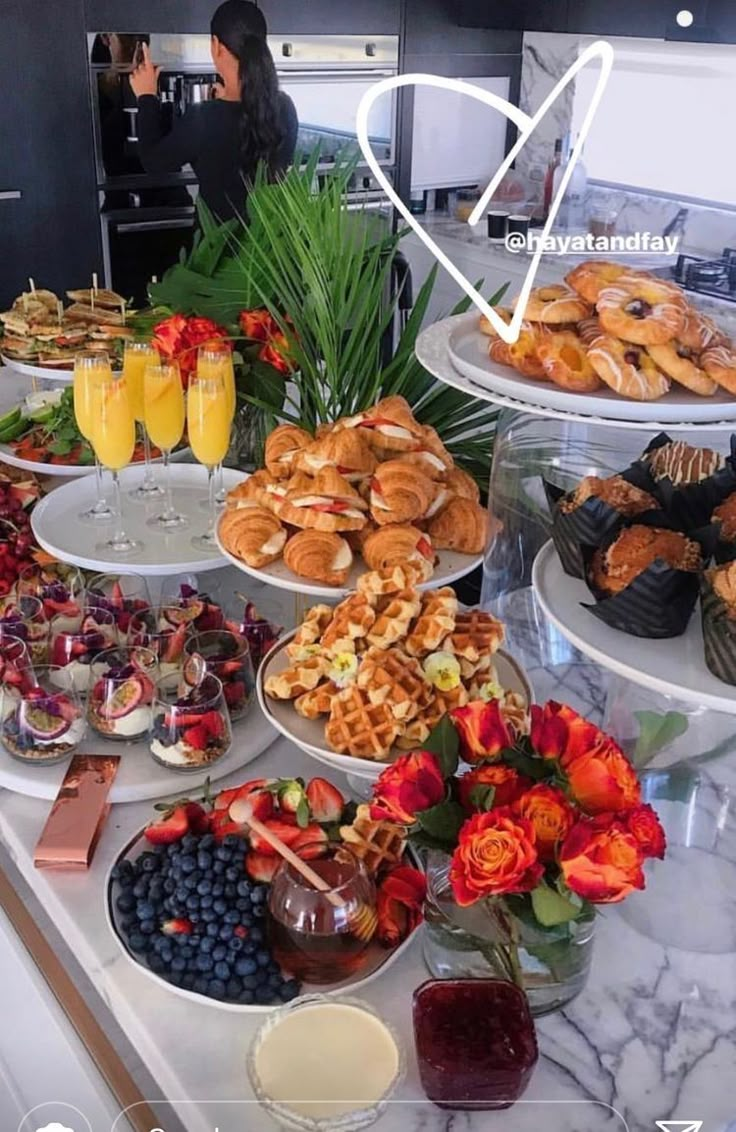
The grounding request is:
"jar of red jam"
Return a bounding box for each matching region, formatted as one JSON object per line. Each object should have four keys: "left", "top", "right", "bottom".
{"left": 413, "top": 978, "right": 538, "bottom": 1109}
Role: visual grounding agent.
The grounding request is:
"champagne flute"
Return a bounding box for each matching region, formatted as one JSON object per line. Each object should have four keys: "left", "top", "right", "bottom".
{"left": 187, "top": 373, "right": 231, "bottom": 551}
{"left": 73, "top": 352, "right": 114, "bottom": 522}
{"left": 124, "top": 340, "right": 165, "bottom": 500}
{"left": 91, "top": 373, "right": 140, "bottom": 556}
{"left": 143, "top": 362, "right": 188, "bottom": 530}
{"left": 197, "top": 343, "right": 236, "bottom": 507}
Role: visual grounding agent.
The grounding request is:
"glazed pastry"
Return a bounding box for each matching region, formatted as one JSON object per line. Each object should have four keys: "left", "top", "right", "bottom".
{"left": 370, "top": 459, "right": 436, "bottom": 526}
{"left": 647, "top": 340, "right": 718, "bottom": 397}
{"left": 576, "top": 315, "right": 604, "bottom": 346}
{"left": 678, "top": 307, "right": 724, "bottom": 353}
{"left": 565, "top": 260, "right": 630, "bottom": 303}
{"left": 507, "top": 323, "right": 549, "bottom": 379}
{"left": 516, "top": 284, "right": 591, "bottom": 324}
{"left": 283, "top": 529, "right": 353, "bottom": 586}
{"left": 226, "top": 470, "right": 288, "bottom": 513}
{"left": 479, "top": 307, "right": 512, "bottom": 336}
{"left": 428, "top": 497, "right": 489, "bottom": 554}
{"left": 712, "top": 493, "right": 736, "bottom": 541}
{"left": 218, "top": 506, "right": 286, "bottom": 568}
{"left": 590, "top": 526, "right": 702, "bottom": 595}
{"left": 278, "top": 467, "right": 369, "bottom": 532}
{"left": 596, "top": 279, "right": 686, "bottom": 345}
{"left": 701, "top": 342, "right": 736, "bottom": 395}
{"left": 404, "top": 587, "right": 458, "bottom": 657}
{"left": 361, "top": 524, "right": 434, "bottom": 572}
{"left": 488, "top": 336, "right": 514, "bottom": 367}
{"left": 264, "top": 423, "right": 313, "bottom": 480}
{"left": 708, "top": 560, "right": 736, "bottom": 607}
{"left": 559, "top": 475, "right": 658, "bottom": 516}
{"left": 325, "top": 686, "right": 400, "bottom": 760}
{"left": 444, "top": 466, "right": 480, "bottom": 503}
{"left": 537, "top": 330, "right": 601, "bottom": 392}
{"left": 587, "top": 336, "right": 670, "bottom": 401}
{"left": 333, "top": 395, "right": 423, "bottom": 457}
{"left": 295, "top": 428, "right": 377, "bottom": 483}
{"left": 646, "top": 439, "right": 724, "bottom": 486}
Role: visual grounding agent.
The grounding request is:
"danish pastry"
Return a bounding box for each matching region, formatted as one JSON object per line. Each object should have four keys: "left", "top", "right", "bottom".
{"left": 507, "top": 324, "right": 549, "bottom": 379}
{"left": 488, "top": 336, "right": 514, "bottom": 367}
{"left": 679, "top": 307, "right": 724, "bottom": 353}
{"left": 295, "top": 428, "right": 377, "bottom": 483}
{"left": 565, "top": 260, "right": 629, "bottom": 303}
{"left": 576, "top": 315, "right": 604, "bottom": 347}
{"left": 596, "top": 279, "right": 686, "bottom": 345}
{"left": 218, "top": 506, "right": 286, "bottom": 568}
{"left": 361, "top": 524, "right": 434, "bottom": 572}
{"left": 587, "top": 336, "right": 670, "bottom": 401}
{"left": 428, "top": 497, "right": 489, "bottom": 554}
{"left": 278, "top": 467, "right": 369, "bottom": 532}
{"left": 370, "top": 460, "right": 436, "bottom": 526}
{"left": 537, "top": 330, "right": 602, "bottom": 392}
{"left": 517, "top": 284, "right": 591, "bottom": 324}
{"left": 647, "top": 341, "right": 718, "bottom": 397}
{"left": 479, "top": 307, "right": 512, "bottom": 336}
{"left": 444, "top": 466, "right": 480, "bottom": 503}
{"left": 283, "top": 529, "right": 354, "bottom": 586}
{"left": 701, "top": 342, "right": 736, "bottom": 395}
{"left": 264, "top": 423, "right": 313, "bottom": 480}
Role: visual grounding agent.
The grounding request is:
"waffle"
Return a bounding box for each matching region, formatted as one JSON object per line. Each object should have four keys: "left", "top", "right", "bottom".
{"left": 366, "top": 589, "right": 422, "bottom": 649}
{"left": 357, "top": 559, "right": 432, "bottom": 597}
{"left": 321, "top": 593, "right": 376, "bottom": 654}
{"left": 287, "top": 604, "right": 333, "bottom": 656}
{"left": 340, "top": 804, "right": 407, "bottom": 873}
{"left": 396, "top": 683, "right": 469, "bottom": 749}
{"left": 445, "top": 609, "right": 505, "bottom": 664}
{"left": 325, "top": 686, "right": 400, "bottom": 760}
{"left": 466, "top": 660, "right": 500, "bottom": 699}
{"left": 294, "top": 681, "right": 338, "bottom": 719}
{"left": 357, "top": 646, "right": 432, "bottom": 721}
{"left": 264, "top": 655, "right": 329, "bottom": 700}
{"left": 404, "top": 587, "right": 458, "bottom": 657}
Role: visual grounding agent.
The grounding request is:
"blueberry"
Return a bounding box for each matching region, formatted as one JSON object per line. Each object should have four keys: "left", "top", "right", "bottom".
{"left": 228, "top": 937, "right": 244, "bottom": 954}
{"left": 211, "top": 882, "right": 225, "bottom": 896}
{"left": 179, "top": 855, "right": 197, "bottom": 874}
{"left": 133, "top": 879, "right": 150, "bottom": 899}
{"left": 267, "top": 960, "right": 281, "bottom": 975}
{"left": 214, "top": 960, "right": 231, "bottom": 981}
{"left": 148, "top": 953, "right": 166, "bottom": 972}
{"left": 197, "top": 851, "right": 213, "bottom": 871}
{"left": 160, "top": 947, "right": 173, "bottom": 965}
{"left": 208, "top": 978, "right": 226, "bottom": 999}
{"left": 166, "top": 843, "right": 181, "bottom": 858}
{"left": 167, "top": 971, "right": 184, "bottom": 987}
{"left": 189, "top": 912, "right": 201, "bottom": 924}
{"left": 184, "top": 874, "right": 200, "bottom": 891}
{"left": 225, "top": 866, "right": 240, "bottom": 882}
{"left": 116, "top": 893, "right": 136, "bottom": 913}
{"left": 199, "top": 834, "right": 215, "bottom": 850}
{"left": 255, "top": 948, "right": 271, "bottom": 967}
{"left": 120, "top": 915, "right": 137, "bottom": 933}
{"left": 235, "top": 957, "right": 257, "bottom": 977}
{"left": 175, "top": 885, "right": 189, "bottom": 903}
{"left": 206, "top": 922, "right": 220, "bottom": 938}
{"left": 212, "top": 944, "right": 227, "bottom": 962}
{"left": 236, "top": 880, "right": 252, "bottom": 898}
{"left": 212, "top": 861, "right": 226, "bottom": 876}
{"left": 213, "top": 898, "right": 227, "bottom": 916}
{"left": 201, "top": 908, "right": 216, "bottom": 923}
{"left": 200, "top": 894, "right": 214, "bottom": 909}
{"left": 128, "top": 932, "right": 147, "bottom": 953}
{"left": 163, "top": 878, "right": 176, "bottom": 895}
{"left": 223, "top": 834, "right": 241, "bottom": 850}
{"left": 235, "top": 900, "right": 252, "bottom": 914}
{"left": 242, "top": 941, "right": 257, "bottom": 956}
{"left": 139, "top": 852, "right": 160, "bottom": 873}
{"left": 241, "top": 973, "right": 259, "bottom": 990}
{"left": 196, "top": 954, "right": 214, "bottom": 972}
{"left": 186, "top": 894, "right": 201, "bottom": 912}
{"left": 249, "top": 926, "right": 264, "bottom": 943}
{"left": 181, "top": 972, "right": 196, "bottom": 990}
{"left": 181, "top": 834, "right": 198, "bottom": 851}
{"left": 139, "top": 919, "right": 157, "bottom": 935}
{"left": 218, "top": 925, "right": 234, "bottom": 941}
{"left": 239, "top": 912, "right": 254, "bottom": 926}
{"left": 251, "top": 886, "right": 267, "bottom": 905}
{"left": 199, "top": 937, "right": 215, "bottom": 954}
{"left": 171, "top": 955, "right": 187, "bottom": 974}
{"left": 268, "top": 972, "right": 283, "bottom": 989}
{"left": 238, "top": 989, "right": 255, "bottom": 1005}
{"left": 226, "top": 978, "right": 242, "bottom": 999}
{"left": 193, "top": 976, "right": 209, "bottom": 994}
{"left": 197, "top": 878, "right": 213, "bottom": 896}
{"left": 111, "top": 860, "right": 134, "bottom": 881}
{"left": 280, "top": 980, "right": 300, "bottom": 1002}
{"left": 255, "top": 985, "right": 274, "bottom": 1004}
{"left": 136, "top": 901, "right": 156, "bottom": 921}
{"left": 252, "top": 905, "right": 265, "bottom": 919}
{"left": 224, "top": 884, "right": 237, "bottom": 899}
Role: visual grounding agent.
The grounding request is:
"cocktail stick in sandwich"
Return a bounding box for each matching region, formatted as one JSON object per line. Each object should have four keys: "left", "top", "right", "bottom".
{"left": 66, "top": 287, "right": 127, "bottom": 309}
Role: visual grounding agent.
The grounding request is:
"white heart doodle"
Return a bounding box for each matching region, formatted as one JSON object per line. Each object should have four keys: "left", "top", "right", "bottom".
{"left": 356, "top": 40, "right": 614, "bottom": 345}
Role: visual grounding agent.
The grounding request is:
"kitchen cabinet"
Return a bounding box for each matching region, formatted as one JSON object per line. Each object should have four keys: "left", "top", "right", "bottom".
{"left": 84, "top": 0, "right": 400, "bottom": 34}
{"left": 454, "top": 1, "right": 569, "bottom": 33}
{"left": 0, "top": 0, "right": 101, "bottom": 307}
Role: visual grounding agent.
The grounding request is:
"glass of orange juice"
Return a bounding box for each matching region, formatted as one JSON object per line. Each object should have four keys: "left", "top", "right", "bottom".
{"left": 73, "top": 352, "right": 115, "bottom": 523}
{"left": 123, "top": 340, "right": 164, "bottom": 501}
{"left": 143, "top": 362, "right": 187, "bottom": 531}
{"left": 197, "top": 342, "right": 235, "bottom": 507}
{"left": 90, "top": 373, "right": 140, "bottom": 555}
{"left": 187, "top": 373, "right": 231, "bottom": 551}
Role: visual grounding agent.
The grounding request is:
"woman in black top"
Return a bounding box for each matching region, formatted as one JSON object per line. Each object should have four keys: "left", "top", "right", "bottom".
{"left": 130, "top": 0, "right": 298, "bottom": 220}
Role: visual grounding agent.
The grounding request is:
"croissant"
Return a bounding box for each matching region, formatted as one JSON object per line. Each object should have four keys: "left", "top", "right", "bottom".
{"left": 428, "top": 497, "right": 489, "bottom": 554}
{"left": 279, "top": 467, "right": 368, "bottom": 532}
{"left": 219, "top": 506, "right": 287, "bottom": 568}
{"left": 335, "top": 395, "right": 423, "bottom": 458}
{"left": 264, "top": 423, "right": 313, "bottom": 480}
{"left": 226, "top": 470, "right": 287, "bottom": 513}
{"left": 361, "top": 524, "right": 434, "bottom": 572}
{"left": 295, "top": 428, "right": 377, "bottom": 482}
{"left": 370, "top": 459, "right": 436, "bottom": 526}
{"left": 283, "top": 529, "right": 354, "bottom": 586}
{"left": 399, "top": 425, "right": 454, "bottom": 478}
{"left": 444, "top": 466, "right": 480, "bottom": 503}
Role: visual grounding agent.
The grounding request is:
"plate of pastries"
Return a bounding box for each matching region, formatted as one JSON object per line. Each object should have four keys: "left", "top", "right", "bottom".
{"left": 447, "top": 260, "right": 736, "bottom": 424}
{"left": 1, "top": 284, "right": 131, "bottom": 376}
{"left": 257, "top": 560, "right": 532, "bottom": 779}
{"left": 217, "top": 396, "right": 487, "bottom": 596}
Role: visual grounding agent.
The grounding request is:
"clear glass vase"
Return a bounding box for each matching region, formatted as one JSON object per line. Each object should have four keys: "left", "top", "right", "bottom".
{"left": 422, "top": 852, "right": 595, "bottom": 1016}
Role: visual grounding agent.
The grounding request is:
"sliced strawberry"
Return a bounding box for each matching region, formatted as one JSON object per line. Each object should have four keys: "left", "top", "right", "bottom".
{"left": 278, "top": 779, "right": 305, "bottom": 815}
{"left": 416, "top": 536, "right": 433, "bottom": 561}
{"left": 208, "top": 809, "right": 242, "bottom": 841}
{"left": 361, "top": 416, "right": 396, "bottom": 428}
{"left": 214, "top": 778, "right": 270, "bottom": 811}
{"left": 292, "top": 824, "right": 329, "bottom": 859}
{"left": 305, "top": 777, "right": 346, "bottom": 824}
{"left": 202, "top": 710, "right": 225, "bottom": 738}
{"left": 184, "top": 801, "right": 209, "bottom": 834}
{"left": 220, "top": 659, "right": 244, "bottom": 676}
{"left": 310, "top": 501, "right": 348, "bottom": 513}
{"left": 245, "top": 852, "right": 280, "bottom": 883}
{"left": 182, "top": 724, "right": 210, "bottom": 751}
{"left": 144, "top": 806, "right": 189, "bottom": 844}
{"left": 162, "top": 622, "right": 188, "bottom": 663}
{"left": 162, "top": 917, "right": 193, "bottom": 935}
{"left": 111, "top": 580, "right": 125, "bottom": 609}
{"left": 248, "top": 817, "right": 305, "bottom": 856}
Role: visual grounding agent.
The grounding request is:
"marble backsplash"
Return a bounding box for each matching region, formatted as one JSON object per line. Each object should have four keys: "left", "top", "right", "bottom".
{"left": 517, "top": 31, "right": 736, "bottom": 258}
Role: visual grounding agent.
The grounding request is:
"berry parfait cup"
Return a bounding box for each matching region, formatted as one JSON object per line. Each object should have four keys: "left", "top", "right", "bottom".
{"left": 149, "top": 672, "right": 231, "bottom": 772}
{"left": 160, "top": 574, "right": 225, "bottom": 633}
{"left": 86, "top": 572, "right": 152, "bottom": 638}
{"left": 17, "top": 563, "right": 85, "bottom": 627}
{"left": 227, "top": 599, "right": 282, "bottom": 670}
{"left": 87, "top": 645, "right": 158, "bottom": 742}
{"left": 49, "top": 608, "right": 118, "bottom": 696}
{"left": 0, "top": 595, "right": 49, "bottom": 665}
{"left": 127, "top": 606, "right": 194, "bottom": 676}
{"left": 183, "top": 629, "right": 254, "bottom": 721}
{"left": 0, "top": 664, "right": 86, "bottom": 766}
{"left": 0, "top": 637, "right": 36, "bottom": 720}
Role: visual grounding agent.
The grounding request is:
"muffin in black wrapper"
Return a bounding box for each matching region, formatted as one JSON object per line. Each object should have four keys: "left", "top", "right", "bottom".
{"left": 543, "top": 476, "right": 666, "bottom": 580}
{"left": 701, "top": 566, "right": 736, "bottom": 685}
{"left": 704, "top": 491, "right": 736, "bottom": 565}
{"left": 627, "top": 432, "right": 736, "bottom": 533}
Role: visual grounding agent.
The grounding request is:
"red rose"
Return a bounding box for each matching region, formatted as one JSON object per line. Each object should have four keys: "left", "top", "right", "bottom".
{"left": 450, "top": 699, "right": 515, "bottom": 764}
{"left": 560, "top": 815, "right": 645, "bottom": 903}
{"left": 530, "top": 701, "right": 605, "bottom": 762}
{"left": 564, "top": 739, "right": 641, "bottom": 814}
{"left": 259, "top": 339, "right": 292, "bottom": 375}
{"left": 621, "top": 803, "right": 666, "bottom": 859}
{"left": 457, "top": 764, "right": 531, "bottom": 812}
{"left": 375, "top": 865, "right": 426, "bottom": 948}
{"left": 514, "top": 783, "right": 574, "bottom": 861}
{"left": 371, "top": 750, "right": 446, "bottom": 825}
{"left": 239, "top": 308, "right": 278, "bottom": 342}
{"left": 152, "top": 313, "right": 187, "bottom": 358}
{"left": 450, "top": 809, "right": 543, "bottom": 906}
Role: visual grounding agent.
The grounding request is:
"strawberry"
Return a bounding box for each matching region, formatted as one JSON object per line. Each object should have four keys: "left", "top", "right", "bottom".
{"left": 416, "top": 536, "right": 433, "bottom": 561}
{"left": 111, "top": 580, "right": 125, "bottom": 609}
{"left": 224, "top": 681, "right": 246, "bottom": 707}
{"left": 163, "top": 622, "right": 188, "bottom": 663}
{"left": 214, "top": 779, "right": 270, "bottom": 811}
{"left": 278, "top": 779, "right": 306, "bottom": 815}
{"left": 202, "top": 710, "right": 224, "bottom": 738}
{"left": 248, "top": 817, "right": 305, "bottom": 856}
{"left": 311, "top": 501, "right": 348, "bottom": 513}
{"left": 182, "top": 724, "right": 210, "bottom": 751}
{"left": 183, "top": 801, "right": 209, "bottom": 834}
{"left": 144, "top": 806, "right": 189, "bottom": 844}
{"left": 292, "top": 824, "right": 329, "bottom": 859}
{"left": 245, "top": 852, "right": 280, "bottom": 883}
{"left": 161, "top": 917, "right": 193, "bottom": 935}
{"left": 208, "top": 809, "right": 242, "bottom": 841}
{"left": 166, "top": 711, "right": 202, "bottom": 728}
{"left": 220, "top": 659, "right": 244, "bottom": 676}
{"left": 306, "top": 778, "right": 346, "bottom": 824}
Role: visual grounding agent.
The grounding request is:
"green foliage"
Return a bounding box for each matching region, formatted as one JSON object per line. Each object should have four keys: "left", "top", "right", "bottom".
{"left": 632, "top": 710, "right": 689, "bottom": 767}
{"left": 415, "top": 800, "right": 466, "bottom": 847}
{"left": 423, "top": 715, "right": 460, "bottom": 778}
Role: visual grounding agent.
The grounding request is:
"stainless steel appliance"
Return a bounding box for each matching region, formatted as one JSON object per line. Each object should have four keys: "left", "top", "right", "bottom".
{"left": 87, "top": 32, "right": 399, "bottom": 303}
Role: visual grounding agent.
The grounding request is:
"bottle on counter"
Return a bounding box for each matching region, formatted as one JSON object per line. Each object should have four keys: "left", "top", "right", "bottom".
{"left": 543, "top": 138, "right": 562, "bottom": 219}
{"left": 552, "top": 134, "right": 587, "bottom": 230}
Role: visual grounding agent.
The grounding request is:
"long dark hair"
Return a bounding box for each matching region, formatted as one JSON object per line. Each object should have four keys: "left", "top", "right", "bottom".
{"left": 210, "top": 0, "right": 283, "bottom": 177}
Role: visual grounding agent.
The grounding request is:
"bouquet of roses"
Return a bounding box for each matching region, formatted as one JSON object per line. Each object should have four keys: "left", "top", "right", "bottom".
{"left": 238, "top": 308, "right": 295, "bottom": 376}
{"left": 152, "top": 314, "right": 232, "bottom": 386}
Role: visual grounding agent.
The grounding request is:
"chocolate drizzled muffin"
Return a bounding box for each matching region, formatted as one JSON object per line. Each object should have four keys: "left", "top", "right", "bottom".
{"left": 646, "top": 440, "right": 724, "bottom": 486}
{"left": 708, "top": 560, "right": 736, "bottom": 610}
{"left": 591, "top": 525, "right": 702, "bottom": 596}
{"left": 712, "top": 493, "right": 736, "bottom": 542}
{"left": 559, "top": 475, "right": 657, "bottom": 516}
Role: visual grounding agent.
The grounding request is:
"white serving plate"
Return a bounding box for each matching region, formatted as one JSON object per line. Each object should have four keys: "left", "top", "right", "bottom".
{"left": 415, "top": 314, "right": 736, "bottom": 432}
{"left": 532, "top": 539, "right": 736, "bottom": 714}
{"left": 0, "top": 442, "right": 191, "bottom": 478}
{"left": 257, "top": 629, "right": 533, "bottom": 781}
{"left": 30, "top": 464, "right": 242, "bottom": 575}
{"left": 0, "top": 700, "right": 277, "bottom": 803}
{"left": 105, "top": 823, "right": 421, "bottom": 1011}
{"left": 1, "top": 354, "right": 122, "bottom": 384}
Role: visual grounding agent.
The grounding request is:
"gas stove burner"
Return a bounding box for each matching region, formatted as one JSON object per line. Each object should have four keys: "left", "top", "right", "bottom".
{"left": 687, "top": 262, "right": 728, "bottom": 290}
{"left": 670, "top": 248, "right": 736, "bottom": 304}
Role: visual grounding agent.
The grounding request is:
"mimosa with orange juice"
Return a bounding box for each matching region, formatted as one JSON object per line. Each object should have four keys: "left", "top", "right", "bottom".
{"left": 122, "top": 341, "right": 158, "bottom": 422}
{"left": 72, "top": 352, "right": 114, "bottom": 522}
{"left": 144, "top": 364, "right": 188, "bottom": 531}
{"left": 91, "top": 374, "right": 140, "bottom": 555}
{"left": 188, "top": 374, "right": 230, "bottom": 550}
{"left": 197, "top": 343, "right": 236, "bottom": 422}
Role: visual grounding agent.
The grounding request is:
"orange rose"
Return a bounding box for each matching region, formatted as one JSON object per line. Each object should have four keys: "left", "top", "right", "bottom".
{"left": 530, "top": 701, "right": 606, "bottom": 762}
{"left": 560, "top": 815, "right": 645, "bottom": 903}
{"left": 514, "top": 783, "right": 574, "bottom": 861}
{"left": 564, "top": 739, "right": 641, "bottom": 814}
{"left": 375, "top": 865, "right": 426, "bottom": 948}
{"left": 450, "top": 809, "right": 543, "bottom": 906}
{"left": 450, "top": 700, "right": 515, "bottom": 764}
{"left": 457, "top": 764, "right": 531, "bottom": 813}
{"left": 239, "top": 308, "right": 278, "bottom": 342}
{"left": 621, "top": 803, "right": 666, "bottom": 859}
{"left": 371, "top": 750, "right": 446, "bottom": 825}
{"left": 259, "top": 339, "right": 293, "bottom": 375}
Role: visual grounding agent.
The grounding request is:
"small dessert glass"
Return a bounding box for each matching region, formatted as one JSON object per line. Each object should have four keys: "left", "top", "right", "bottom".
{"left": 247, "top": 995, "right": 404, "bottom": 1132}
{"left": 149, "top": 671, "right": 231, "bottom": 772}
{"left": 0, "top": 595, "right": 49, "bottom": 665}
{"left": 49, "top": 607, "right": 118, "bottom": 696}
{"left": 17, "top": 562, "right": 85, "bottom": 622}
{"left": 127, "top": 606, "right": 195, "bottom": 673}
{"left": 268, "top": 845, "right": 376, "bottom": 985}
{"left": 160, "top": 573, "right": 225, "bottom": 632}
{"left": 87, "top": 645, "right": 158, "bottom": 742}
{"left": 86, "top": 571, "right": 152, "bottom": 637}
{"left": 183, "top": 629, "right": 254, "bottom": 721}
{"left": 0, "top": 664, "right": 86, "bottom": 766}
{"left": 229, "top": 600, "right": 282, "bottom": 669}
{"left": 0, "top": 636, "right": 36, "bottom": 710}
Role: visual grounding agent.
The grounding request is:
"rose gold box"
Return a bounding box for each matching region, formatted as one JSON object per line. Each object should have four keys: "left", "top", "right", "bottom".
{"left": 34, "top": 754, "right": 120, "bottom": 869}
